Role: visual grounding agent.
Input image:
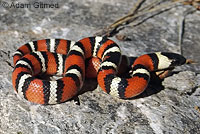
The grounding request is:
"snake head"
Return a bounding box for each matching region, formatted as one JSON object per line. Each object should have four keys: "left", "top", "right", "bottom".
{"left": 160, "top": 52, "right": 186, "bottom": 67}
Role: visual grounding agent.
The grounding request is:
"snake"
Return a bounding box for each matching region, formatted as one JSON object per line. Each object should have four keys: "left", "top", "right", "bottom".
{"left": 12, "top": 36, "right": 187, "bottom": 105}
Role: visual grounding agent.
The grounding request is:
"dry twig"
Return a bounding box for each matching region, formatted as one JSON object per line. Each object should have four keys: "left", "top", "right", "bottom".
{"left": 95, "top": 0, "right": 197, "bottom": 37}
{"left": 174, "top": 0, "right": 200, "bottom": 10}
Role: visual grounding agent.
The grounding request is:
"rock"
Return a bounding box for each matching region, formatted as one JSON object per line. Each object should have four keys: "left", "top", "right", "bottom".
{"left": 0, "top": 0, "right": 200, "bottom": 134}
{"left": 162, "top": 71, "right": 198, "bottom": 93}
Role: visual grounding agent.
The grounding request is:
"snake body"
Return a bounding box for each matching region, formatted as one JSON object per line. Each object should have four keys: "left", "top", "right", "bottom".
{"left": 12, "top": 36, "right": 186, "bottom": 104}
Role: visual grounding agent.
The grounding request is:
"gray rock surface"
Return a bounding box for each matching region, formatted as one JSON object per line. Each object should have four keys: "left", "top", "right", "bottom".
{"left": 0, "top": 0, "right": 200, "bottom": 134}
